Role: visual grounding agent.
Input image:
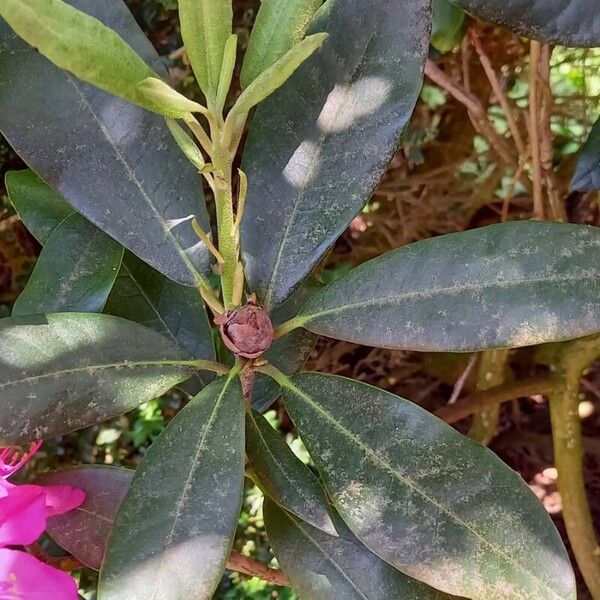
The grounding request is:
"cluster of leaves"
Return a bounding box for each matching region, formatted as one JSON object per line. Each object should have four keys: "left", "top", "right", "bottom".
{"left": 0, "top": 0, "right": 599, "bottom": 599}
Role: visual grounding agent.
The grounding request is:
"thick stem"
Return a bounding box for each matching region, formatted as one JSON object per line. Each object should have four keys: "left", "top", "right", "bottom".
{"left": 227, "top": 551, "right": 289, "bottom": 586}
{"left": 529, "top": 40, "right": 545, "bottom": 221}
{"left": 469, "top": 349, "right": 508, "bottom": 445}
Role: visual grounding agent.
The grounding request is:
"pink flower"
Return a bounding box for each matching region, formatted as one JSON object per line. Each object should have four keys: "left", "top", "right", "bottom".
{"left": 0, "top": 442, "right": 85, "bottom": 599}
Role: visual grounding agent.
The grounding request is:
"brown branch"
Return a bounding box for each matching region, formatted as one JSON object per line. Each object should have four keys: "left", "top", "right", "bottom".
{"left": 529, "top": 41, "right": 545, "bottom": 220}
{"left": 227, "top": 551, "right": 289, "bottom": 587}
{"left": 424, "top": 60, "right": 517, "bottom": 168}
{"left": 435, "top": 376, "right": 557, "bottom": 424}
{"left": 470, "top": 29, "right": 527, "bottom": 159}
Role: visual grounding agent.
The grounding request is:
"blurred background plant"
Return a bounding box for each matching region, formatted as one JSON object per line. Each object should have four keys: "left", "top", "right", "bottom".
{"left": 1, "top": 0, "right": 599, "bottom": 597}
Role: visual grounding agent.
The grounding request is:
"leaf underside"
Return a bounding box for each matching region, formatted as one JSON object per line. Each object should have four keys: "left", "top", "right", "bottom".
{"left": 99, "top": 375, "right": 245, "bottom": 600}
{"left": 572, "top": 116, "right": 600, "bottom": 191}
{"left": 282, "top": 373, "right": 575, "bottom": 600}
{"left": 449, "top": 0, "right": 600, "bottom": 47}
{"left": 241, "top": 0, "right": 430, "bottom": 310}
{"left": 0, "top": 313, "right": 197, "bottom": 444}
{"left": 298, "top": 221, "right": 600, "bottom": 352}
{"left": 0, "top": 0, "right": 211, "bottom": 287}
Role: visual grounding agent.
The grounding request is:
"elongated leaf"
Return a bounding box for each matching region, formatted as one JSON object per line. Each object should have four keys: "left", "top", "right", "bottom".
{"left": 0, "top": 0, "right": 211, "bottom": 287}
{"left": 166, "top": 120, "right": 205, "bottom": 171}
{"left": 282, "top": 373, "right": 575, "bottom": 600}
{"left": 0, "top": 0, "right": 194, "bottom": 118}
{"left": 99, "top": 375, "right": 244, "bottom": 600}
{"left": 431, "top": 0, "right": 467, "bottom": 53}
{"left": 240, "top": 0, "right": 322, "bottom": 88}
{"left": 241, "top": 0, "right": 430, "bottom": 310}
{"left": 38, "top": 466, "right": 133, "bottom": 570}
{"left": 105, "top": 251, "right": 216, "bottom": 388}
{"left": 448, "top": 0, "right": 599, "bottom": 47}
{"left": 178, "top": 0, "right": 232, "bottom": 103}
{"left": 246, "top": 409, "right": 336, "bottom": 535}
{"left": 0, "top": 313, "right": 199, "bottom": 444}
{"left": 229, "top": 33, "right": 327, "bottom": 126}
{"left": 572, "top": 117, "right": 600, "bottom": 191}
{"left": 264, "top": 499, "right": 455, "bottom": 600}
{"left": 12, "top": 214, "right": 123, "bottom": 316}
{"left": 5, "top": 170, "right": 74, "bottom": 244}
{"left": 295, "top": 221, "right": 600, "bottom": 352}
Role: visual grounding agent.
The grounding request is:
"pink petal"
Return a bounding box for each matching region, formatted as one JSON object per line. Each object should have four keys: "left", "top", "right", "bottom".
{"left": 0, "top": 442, "right": 43, "bottom": 480}
{"left": 0, "top": 549, "right": 78, "bottom": 599}
{"left": 42, "top": 485, "right": 86, "bottom": 517}
{"left": 0, "top": 487, "right": 46, "bottom": 547}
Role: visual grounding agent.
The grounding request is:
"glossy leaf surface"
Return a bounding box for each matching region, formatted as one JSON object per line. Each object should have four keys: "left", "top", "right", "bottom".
{"left": 282, "top": 373, "right": 575, "bottom": 600}
{"left": 297, "top": 222, "right": 600, "bottom": 352}
{"left": 240, "top": 0, "right": 322, "bottom": 88}
{"left": 449, "top": 0, "right": 599, "bottom": 47}
{"left": 5, "top": 170, "right": 74, "bottom": 244}
{"left": 0, "top": 0, "right": 210, "bottom": 287}
{"left": 0, "top": 313, "right": 198, "bottom": 444}
{"left": 241, "top": 0, "right": 430, "bottom": 309}
{"left": 99, "top": 375, "right": 244, "bottom": 600}
{"left": 264, "top": 499, "right": 455, "bottom": 600}
{"left": 105, "top": 252, "right": 216, "bottom": 388}
{"left": 13, "top": 214, "right": 123, "bottom": 316}
{"left": 572, "top": 117, "right": 600, "bottom": 191}
{"left": 246, "top": 409, "right": 336, "bottom": 535}
{"left": 178, "top": 0, "right": 232, "bottom": 102}
{"left": 38, "top": 466, "right": 133, "bottom": 570}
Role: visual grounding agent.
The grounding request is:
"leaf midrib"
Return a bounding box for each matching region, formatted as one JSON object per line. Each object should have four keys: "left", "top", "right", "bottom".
{"left": 285, "top": 380, "right": 565, "bottom": 600}
{"left": 301, "top": 269, "right": 600, "bottom": 323}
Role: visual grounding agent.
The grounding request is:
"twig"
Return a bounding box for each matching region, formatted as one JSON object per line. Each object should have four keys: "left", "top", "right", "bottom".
{"left": 424, "top": 60, "right": 516, "bottom": 167}
{"left": 529, "top": 41, "right": 545, "bottom": 220}
{"left": 226, "top": 551, "right": 289, "bottom": 587}
{"left": 448, "top": 353, "right": 478, "bottom": 405}
{"left": 470, "top": 29, "right": 527, "bottom": 158}
{"left": 435, "top": 376, "right": 557, "bottom": 424}
{"left": 501, "top": 154, "right": 530, "bottom": 222}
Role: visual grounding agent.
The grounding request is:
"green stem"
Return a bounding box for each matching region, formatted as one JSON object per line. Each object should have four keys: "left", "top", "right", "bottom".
{"left": 469, "top": 349, "right": 508, "bottom": 445}
{"left": 274, "top": 316, "right": 307, "bottom": 339}
{"left": 254, "top": 363, "right": 291, "bottom": 388}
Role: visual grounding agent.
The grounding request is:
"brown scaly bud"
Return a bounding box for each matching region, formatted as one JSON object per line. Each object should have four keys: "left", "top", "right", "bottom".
{"left": 215, "top": 302, "right": 274, "bottom": 359}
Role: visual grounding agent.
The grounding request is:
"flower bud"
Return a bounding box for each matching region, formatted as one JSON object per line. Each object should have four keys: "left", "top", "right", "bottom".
{"left": 215, "top": 303, "right": 274, "bottom": 359}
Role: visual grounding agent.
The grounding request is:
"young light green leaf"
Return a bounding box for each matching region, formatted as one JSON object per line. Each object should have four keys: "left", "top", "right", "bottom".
{"left": 99, "top": 375, "right": 244, "bottom": 600}
{"left": 38, "top": 466, "right": 134, "bottom": 570}
{"left": 240, "top": 0, "right": 322, "bottom": 88}
{"left": 178, "top": 0, "right": 233, "bottom": 104}
{"left": 293, "top": 222, "right": 600, "bottom": 352}
{"left": 431, "top": 0, "right": 467, "bottom": 53}
{"left": 572, "top": 116, "right": 600, "bottom": 191}
{"left": 264, "top": 499, "right": 455, "bottom": 600}
{"left": 0, "top": 0, "right": 191, "bottom": 117}
{"left": 12, "top": 214, "right": 123, "bottom": 316}
{"left": 0, "top": 313, "right": 200, "bottom": 444}
{"left": 5, "top": 170, "right": 74, "bottom": 244}
{"left": 246, "top": 409, "right": 336, "bottom": 536}
{"left": 215, "top": 34, "right": 238, "bottom": 113}
{"left": 137, "top": 77, "right": 207, "bottom": 117}
{"left": 282, "top": 373, "right": 575, "bottom": 600}
{"left": 226, "top": 33, "right": 327, "bottom": 125}
{"left": 165, "top": 119, "right": 206, "bottom": 170}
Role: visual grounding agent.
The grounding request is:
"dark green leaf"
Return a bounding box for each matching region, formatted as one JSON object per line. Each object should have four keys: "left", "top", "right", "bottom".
{"left": 282, "top": 373, "right": 575, "bottom": 600}
{"left": 431, "top": 0, "right": 467, "bottom": 53}
{"left": 240, "top": 0, "right": 322, "bottom": 88}
{"left": 572, "top": 117, "right": 600, "bottom": 191}
{"left": 105, "top": 251, "right": 215, "bottom": 388}
{"left": 5, "top": 169, "right": 74, "bottom": 244}
{"left": 178, "top": 0, "right": 232, "bottom": 103}
{"left": 0, "top": 0, "right": 211, "bottom": 287}
{"left": 0, "top": 313, "right": 199, "bottom": 444}
{"left": 12, "top": 214, "right": 123, "bottom": 316}
{"left": 448, "top": 0, "right": 599, "bottom": 47}
{"left": 37, "top": 466, "right": 133, "bottom": 570}
{"left": 241, "top": 0, "right": 430, "bottom": 309}
{"left": 99, "top": 375, "right": 245, "bottom": 600}
{"left": 264, "top": 499, "right": 456, "bottom": 600}
{"left": 295, "top": 222, "right": 600, "bottom": 352}
{"left": 246, "top": 409, "right": 336, "bottom": 535}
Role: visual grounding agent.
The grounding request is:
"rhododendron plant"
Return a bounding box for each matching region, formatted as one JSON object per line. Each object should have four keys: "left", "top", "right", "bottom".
{"left": 0, "top": 442, "right": 84, "bottom": 599}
